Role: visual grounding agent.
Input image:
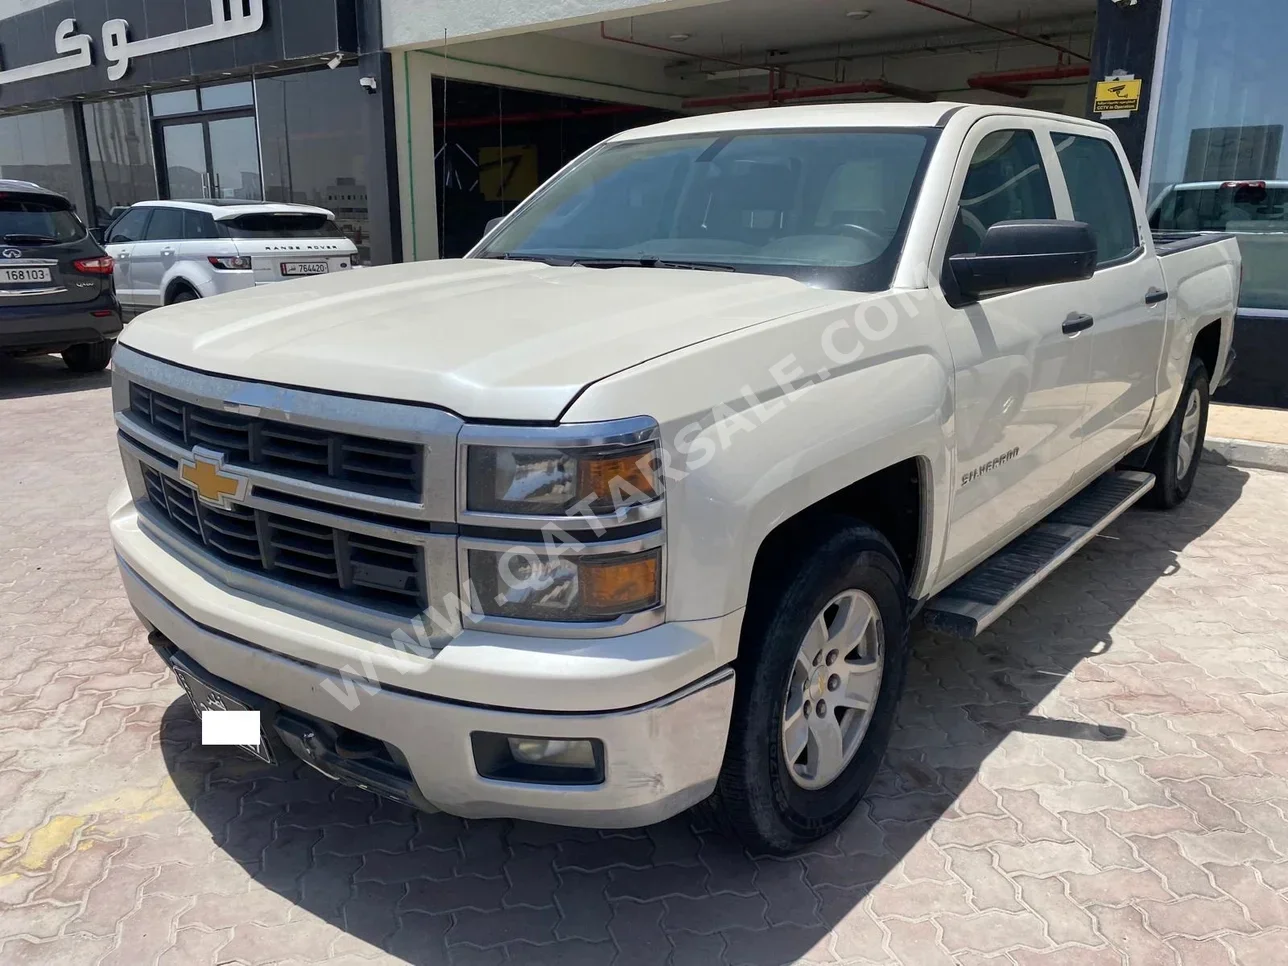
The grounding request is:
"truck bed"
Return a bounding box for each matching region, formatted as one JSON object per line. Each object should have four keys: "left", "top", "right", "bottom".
{"left": 1153, "top": 230, "right": 1237, "bottom": 257}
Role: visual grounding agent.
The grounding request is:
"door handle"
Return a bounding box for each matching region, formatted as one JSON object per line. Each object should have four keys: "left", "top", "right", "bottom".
{"left": 1062, "top": 312, "right": 1095, "bottom": 335}
{"left": 161, "top": 249, "right": 175, "bottom": 256}
{"left": 1145, "top": 288, "right": 1169, "bottom": 305}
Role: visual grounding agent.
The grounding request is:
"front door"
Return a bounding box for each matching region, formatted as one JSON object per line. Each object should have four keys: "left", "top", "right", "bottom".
{"left": 932, "top": 120, "right": 1095, "bottom": 584}
{"left": 157, "top": 115, "right": 261, "bottom": 201}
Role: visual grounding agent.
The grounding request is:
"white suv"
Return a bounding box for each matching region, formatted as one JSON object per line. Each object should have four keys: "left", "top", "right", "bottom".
{"left": 103, "top": 200, "right": 359, "bottom": 317}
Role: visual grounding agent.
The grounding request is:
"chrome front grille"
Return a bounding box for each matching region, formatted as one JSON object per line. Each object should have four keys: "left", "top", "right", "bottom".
{"left": 130, "top": 384, "right": 423, "bottom": 497}
{"left": 143, "top": 467, "right": 427, "bottom": 611}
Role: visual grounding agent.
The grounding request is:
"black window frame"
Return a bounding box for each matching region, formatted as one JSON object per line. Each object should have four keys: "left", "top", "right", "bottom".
{"left": 105, "top": 206, "right": 153, "bottom": 244}
{"left": 1052, "top": 132, "right": 1143, "bottom": 270}
{"left": 181, "top": 209, "right": 220, "bottom": 240}
{"left": 939, "top": 127, "right": 1060, "bottom": 305}
{"left": 142, "top": 205, "right": 187, "bottom": 242}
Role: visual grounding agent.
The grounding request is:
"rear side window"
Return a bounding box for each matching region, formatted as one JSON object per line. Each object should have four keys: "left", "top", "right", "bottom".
{"left": 221, "top": 213, "right": 345, "bottom": 239}
{"left": 1054, "top": 134, "right": 1140, "bottom": 265}
{"left": 948, "top": 130, "right": 1056, "bottom": 258}
{"left": 1152, "top": 183, "right": 1288, "bottom": 232}
{"left": 143, "top": 207, "right": 186, "bottom": 241}
{"left": 0, "top": 197, "right": 85, "bottom": 245}
{"left": 106, "top": 207, "right": 150, "bottom": 244}
{"left": 182, "top": 209, "right": 220, "bottom": 240}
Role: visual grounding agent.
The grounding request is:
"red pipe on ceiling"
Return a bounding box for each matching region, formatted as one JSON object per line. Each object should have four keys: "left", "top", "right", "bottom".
{"left": 903, "top": 0, "right": 1091, "bottom": 63}
{"left": 682, "top": 80, "right": 934, "bottom": 110}
{"left": 967, "top": 63, "right": 1090, "bottom": 97}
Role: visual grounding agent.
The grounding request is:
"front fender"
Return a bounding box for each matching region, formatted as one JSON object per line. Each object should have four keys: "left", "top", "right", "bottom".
{"left": 563, "top": 289, "right": 956, "bottom": 625}
{"left": 660, "top": 353, "right": 950, "bottom": 622}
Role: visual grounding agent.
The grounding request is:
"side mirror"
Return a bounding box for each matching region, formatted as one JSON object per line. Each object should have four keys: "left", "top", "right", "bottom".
{"left": 949, "top": 220, "right": 1096, "bottom": 302}
{"left": 88, "top": 227, "right": 106, "bottom": 245}
{"left": 483, "top": 216, "right": 505, "bottom": 238}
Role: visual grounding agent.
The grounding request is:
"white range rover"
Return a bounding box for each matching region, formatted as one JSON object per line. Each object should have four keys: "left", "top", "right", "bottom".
{"left": 102, "top": 200, "right": 359, "bottom": 317}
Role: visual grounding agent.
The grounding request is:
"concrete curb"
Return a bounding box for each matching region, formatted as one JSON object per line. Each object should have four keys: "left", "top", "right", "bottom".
{"left": 1203, "top": 437, "right": 1288, "bottom": 473}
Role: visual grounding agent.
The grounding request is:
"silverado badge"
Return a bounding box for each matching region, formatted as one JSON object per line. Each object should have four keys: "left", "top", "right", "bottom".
{"left": 179, "top": 449, "right": 249, "bottom": 509}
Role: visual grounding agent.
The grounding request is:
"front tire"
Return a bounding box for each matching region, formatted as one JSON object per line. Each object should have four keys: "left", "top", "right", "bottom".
{"left": 1146, "top": 355, "right": 1210, "bottom": 509}
{"left": 707, "top": 518, "right": 910, "bottom": 855}
{"left": 62, "top": 340, "right": 114, "bottom": 373}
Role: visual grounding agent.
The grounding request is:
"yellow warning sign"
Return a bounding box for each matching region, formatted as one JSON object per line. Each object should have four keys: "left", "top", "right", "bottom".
{"left": 1094, "top": 78, "right": 1143, "bottom": 114}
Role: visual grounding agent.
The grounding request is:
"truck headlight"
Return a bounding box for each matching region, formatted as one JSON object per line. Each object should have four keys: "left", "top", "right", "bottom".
{"left": 466, "top": 544, "right": 661, "bottom": 622}
{"left": 463, "top": 430, "right": 661, "bottom": 516}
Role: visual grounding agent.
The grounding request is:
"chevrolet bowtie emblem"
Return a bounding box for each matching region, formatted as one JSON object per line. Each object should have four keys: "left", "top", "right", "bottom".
{"left": 178, "top": 450, "right": 249, "bottom": 508}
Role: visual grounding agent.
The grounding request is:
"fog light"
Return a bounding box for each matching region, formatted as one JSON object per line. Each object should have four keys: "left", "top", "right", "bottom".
{"left": 471, "top": 732, "right": 605, "bottom": 785}
{"left": 507, "top": 737, "right": 597, "bottom": 769}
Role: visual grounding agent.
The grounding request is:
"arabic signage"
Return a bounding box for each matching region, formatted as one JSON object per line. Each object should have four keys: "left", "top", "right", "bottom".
{"left": 0, "top": 0, "right": 358, "bottom": 110}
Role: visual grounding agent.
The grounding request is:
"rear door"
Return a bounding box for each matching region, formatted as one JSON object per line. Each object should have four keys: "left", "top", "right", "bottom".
{"left": 1049, "top": 130, "right": 1168, "bottom": 473}
{"left": 932, "top": 120, "right": 1095, "bottom": 582}
{"left": 0, "top": 195, "right": 108, "bottom": 311}
{"left": 130, "top": 206, "right": 186, "bottom": 308}
{"left": 104, "top": 207, "right": 153, "bottom": 311}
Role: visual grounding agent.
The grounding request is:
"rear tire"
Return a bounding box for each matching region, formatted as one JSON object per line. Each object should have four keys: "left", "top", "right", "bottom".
{"left": 706, "top": 517, "right": 910, "bottom": 855}
{"left": 1145, "top": 355, "right": 1210, "bottom": 509}
{"left": 62, "top": 340, "right": 114, "bottom": 373}
{"left": 170, "top": 288, "right": 199, "bottom": 304}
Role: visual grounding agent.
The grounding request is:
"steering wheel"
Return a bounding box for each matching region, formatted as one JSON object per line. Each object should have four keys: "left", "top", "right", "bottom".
{"left": 836, "top": 222, "right": 887, "bottom": 245}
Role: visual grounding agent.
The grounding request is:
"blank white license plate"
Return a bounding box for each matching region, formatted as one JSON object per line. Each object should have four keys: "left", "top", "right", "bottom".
{"left": 172, "top": 662, "right": 274, "bottom": 763}
{"left": 0, "top": 267, "right": 52, "bottom": 284}
{"left": 282, "top": 261, "right": 329, "bottom": 276}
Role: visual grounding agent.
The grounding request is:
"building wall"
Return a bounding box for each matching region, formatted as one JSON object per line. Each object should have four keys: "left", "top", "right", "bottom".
{"left": 0, "top": 0, "right": 59, "bottom": 15}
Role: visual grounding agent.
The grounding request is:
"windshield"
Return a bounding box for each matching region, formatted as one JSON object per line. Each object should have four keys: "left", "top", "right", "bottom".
{"left": 475, "top": 128, "right": 936, "bottom": 291}
{"left": 221, "top": 213, "right": 346, "bottom": 239}
{"left": 0, "top": 197, "right": 85, "bottom": 244}
{"left": 1151, "top": 183, "right": 1288, "bottom": 233}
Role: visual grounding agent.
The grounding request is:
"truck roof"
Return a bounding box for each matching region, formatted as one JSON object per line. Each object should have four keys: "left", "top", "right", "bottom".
{"left": 609, "top": 101, "right": 1112, "bottom": 142}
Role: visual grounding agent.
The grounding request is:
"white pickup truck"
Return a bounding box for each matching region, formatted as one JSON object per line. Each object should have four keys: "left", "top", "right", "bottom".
{"left": 108, "top": 103, "right": 1239, "bottom": 854}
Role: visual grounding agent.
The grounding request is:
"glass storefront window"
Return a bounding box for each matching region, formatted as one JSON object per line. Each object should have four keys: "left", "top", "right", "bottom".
{"left": 0, "top": 109, "right": 79, "bottom": 208}
{"left": 151, "top": 90, "right": 200, "bottom": 117}
{"left": 201, "top": 82, "right": 254, "bottom": 111}
{"left": 1147, "top": 0, "right": 1288, "bottom": 312}
{"left": 257, "top": 67, "right": 371, "bottom": 263}
{"left": 83, "top": 97, "right": 158, "bottom": 227}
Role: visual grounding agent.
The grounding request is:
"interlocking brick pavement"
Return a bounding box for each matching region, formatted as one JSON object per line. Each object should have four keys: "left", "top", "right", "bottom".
{"left": 4, "top": 351, "right": 1288, "bottom": 965}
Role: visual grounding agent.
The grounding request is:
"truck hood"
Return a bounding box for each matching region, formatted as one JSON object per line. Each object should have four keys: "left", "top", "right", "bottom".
{"left": 119, "top": 258, "right": 836, "bottom": 421}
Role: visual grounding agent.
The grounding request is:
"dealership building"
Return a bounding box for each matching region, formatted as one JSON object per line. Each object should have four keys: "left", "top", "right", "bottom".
{"left": 0, "top": 0, "right": 1281, "bottom": 404}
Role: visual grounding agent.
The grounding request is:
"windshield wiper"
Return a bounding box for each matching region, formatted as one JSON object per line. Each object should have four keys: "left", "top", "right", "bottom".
{"left": 2, "top": 233, "right": 58, "bottom": 245}
{"left": 573, "top": 256, "right": 736, "bottom": 272}
{"left": 479, "top": 252, "right": 575, "bottom": 266}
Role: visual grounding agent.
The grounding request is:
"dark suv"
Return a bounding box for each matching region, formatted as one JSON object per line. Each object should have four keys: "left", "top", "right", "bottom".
{"left": 0, "top": 180, "right": 122, "bottom": 372}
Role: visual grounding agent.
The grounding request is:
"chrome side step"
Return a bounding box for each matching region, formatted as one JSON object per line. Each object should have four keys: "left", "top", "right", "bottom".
{"left": 923, "top": 471, "right": 1155, "bottom": 639}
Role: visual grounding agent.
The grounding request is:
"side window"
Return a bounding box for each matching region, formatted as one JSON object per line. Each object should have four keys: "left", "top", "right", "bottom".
{"left": 105, "top": 207, "right": 150, "bottom": 244}
{"left": 949, "top": 129, "right": 1056, "bottom": 258}
{"left": 1053, "top": 134, "right": 1140, "bottom": 265}
{"left": 143, "top": 207, "right": 186, "bottom": 241}
{"left": 182, "top": 210, "right": 219, "bottom": 240}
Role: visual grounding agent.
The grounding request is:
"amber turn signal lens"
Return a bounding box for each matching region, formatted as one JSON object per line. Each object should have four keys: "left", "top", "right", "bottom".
{"left": 577, "top": 447, "right": 658, "bottom": 505}
{"left": 579, "top": 551, "right": 661, "bottom": 615}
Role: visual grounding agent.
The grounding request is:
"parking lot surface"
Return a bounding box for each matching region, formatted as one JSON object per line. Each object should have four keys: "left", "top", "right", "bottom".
{"left": 4, "top": 352, "right": 1288, "bottom": 965}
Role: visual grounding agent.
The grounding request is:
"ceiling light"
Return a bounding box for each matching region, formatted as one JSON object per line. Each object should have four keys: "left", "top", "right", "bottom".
{"left": 846, "top": 10, "right": 872, "bottom": 19}
{"left": 669, "top": 32, "right": 692, "bottom": 41}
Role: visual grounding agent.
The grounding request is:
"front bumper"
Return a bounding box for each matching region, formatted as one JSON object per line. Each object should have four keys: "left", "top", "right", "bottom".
{"left": 110, "top": 487, "right": 739, "bottom": 827}
{"left": 0, "top": 292, "right": 122, "bottom": 352}
{"left": 125, "top": 563, "right": 734, "bottom": 826}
